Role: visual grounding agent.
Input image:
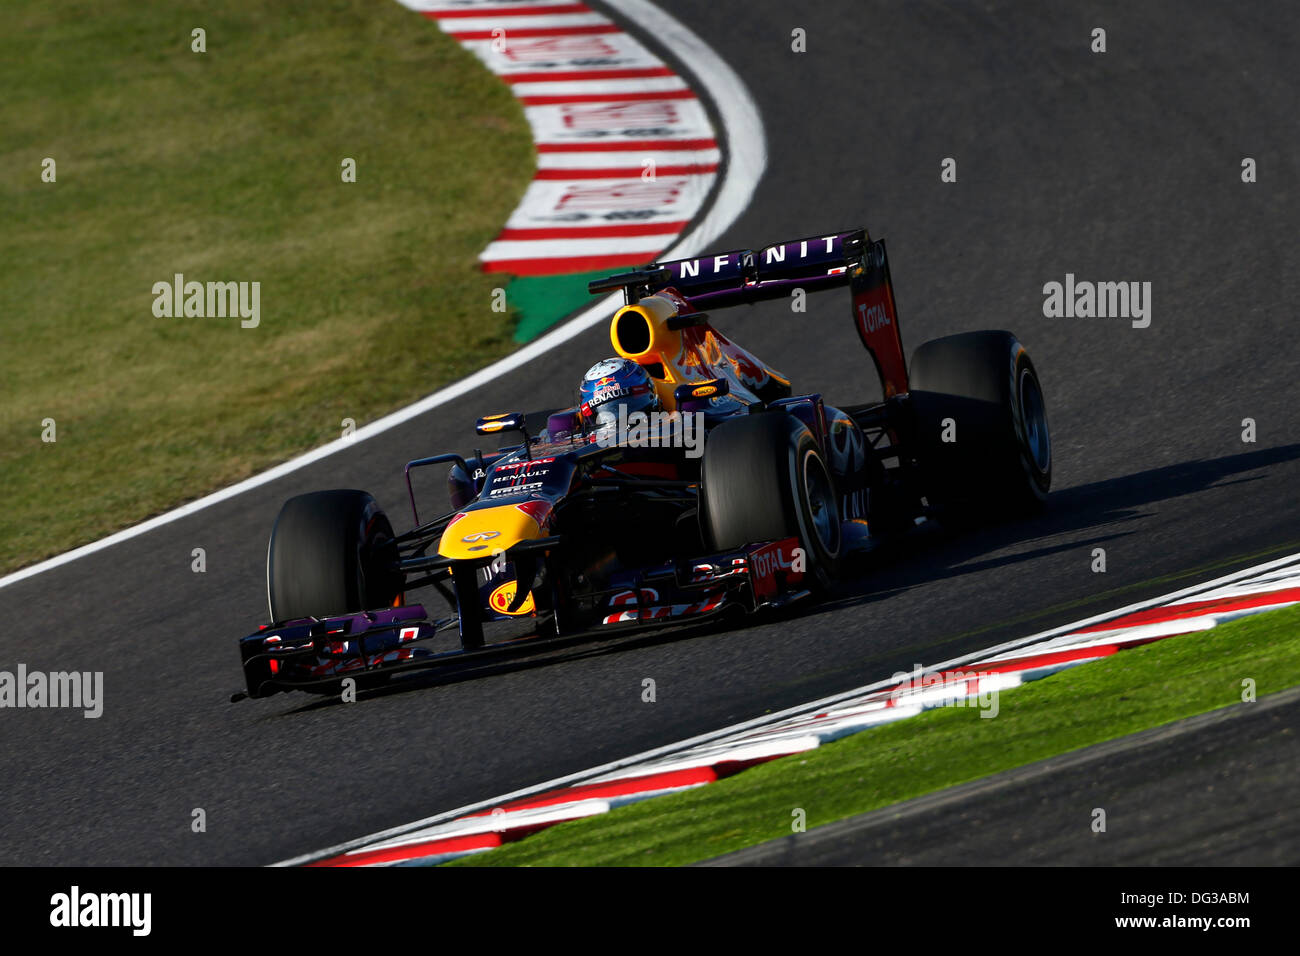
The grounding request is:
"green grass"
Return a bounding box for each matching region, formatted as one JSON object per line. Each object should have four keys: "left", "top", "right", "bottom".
{"left": 0, "top": 0, "right": 534, "bottom": 574}
{"left": 452, "top": 602, "right": 1300, "bottom": 866}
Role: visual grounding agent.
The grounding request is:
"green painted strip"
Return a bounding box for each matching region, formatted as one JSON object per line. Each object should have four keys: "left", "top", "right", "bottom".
{"left": 509, "top": 270, "right": 620, "bottom": 343}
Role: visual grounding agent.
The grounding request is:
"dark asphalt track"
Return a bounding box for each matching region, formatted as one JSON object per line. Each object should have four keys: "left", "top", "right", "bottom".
{"left": 3, "top": 1, "right": 1299, "bottom": 865}
{"left": 703, "top": 687, "right": 1300, "bottom": 866}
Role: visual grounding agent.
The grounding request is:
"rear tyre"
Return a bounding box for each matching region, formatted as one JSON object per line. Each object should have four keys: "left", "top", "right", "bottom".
{"left": 701, "top": 412, "right": 841, "bottom": 588}
{"left": 266, "top": 490, "right": 403, "bottom": 621}
{"left": 908, "top": 330, "right": 1051, "bottom": 524}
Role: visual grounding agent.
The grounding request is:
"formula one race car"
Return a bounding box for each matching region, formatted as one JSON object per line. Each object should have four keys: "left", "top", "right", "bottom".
{"left": 234, "top": 228, "right": 1051, "bottom": 700}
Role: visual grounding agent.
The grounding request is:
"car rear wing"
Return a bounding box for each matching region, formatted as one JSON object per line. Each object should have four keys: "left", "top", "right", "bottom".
{"left": 588, "top": 227, "right": 910, "bottom": 397}
{"left": 588, "top": 229, "right": 864, "bottom": 304}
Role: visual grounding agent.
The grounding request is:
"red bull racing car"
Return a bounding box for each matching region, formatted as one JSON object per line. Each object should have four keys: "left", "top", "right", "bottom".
{"left": 234, "top": 228, "right": 1052, "bottom": 700}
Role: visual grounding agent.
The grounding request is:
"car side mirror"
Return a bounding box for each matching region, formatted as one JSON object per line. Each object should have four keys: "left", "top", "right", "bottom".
{"left": 475, "top": 412, "right": 526, "bottom": 437}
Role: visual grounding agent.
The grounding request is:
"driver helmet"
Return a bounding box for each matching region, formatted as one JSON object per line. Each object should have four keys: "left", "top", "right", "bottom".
{"left": 579, "top": 357, "right": 661, "bottom": 437}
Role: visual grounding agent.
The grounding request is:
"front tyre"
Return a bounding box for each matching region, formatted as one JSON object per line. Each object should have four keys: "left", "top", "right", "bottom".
{"left": 701, "top": 412, "right": 841, "bottom": 588}
{"left": 266, "top": 490, "right": 403, "bottom": 621}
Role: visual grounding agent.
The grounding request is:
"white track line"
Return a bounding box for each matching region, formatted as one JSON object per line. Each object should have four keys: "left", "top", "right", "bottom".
{"left": 537, "top": 148, "right": 720, "bottom": 169}
{"left": 0, "top": 0, "right": 767, "bottom": 594}
{"left": 274, "top": 549, "right": 1300, "bottom": 865}
{"left": 510, "top": 77, "right": 689, "bottom": 97}
{"left": 440, "top": 14, "right": 612, "bottom": 33}
{"left": 479, "top": 235, "right": 688, "bottom": 258}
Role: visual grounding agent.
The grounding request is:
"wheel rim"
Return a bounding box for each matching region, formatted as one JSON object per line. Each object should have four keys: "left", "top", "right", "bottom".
{"left": 1018, "top": 368, "right": 1051, "bottom": 474}
{"left": 802, "top": 450, "right": 840, "bottom": 555}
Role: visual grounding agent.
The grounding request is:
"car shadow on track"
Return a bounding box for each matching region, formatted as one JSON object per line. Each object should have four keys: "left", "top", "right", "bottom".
{"left": 274, "top": 611, "right": 760, "bottom": 716}
{"left": 273, "top": 443, "right": 1300, "bottom": 714}
{"left": 823, "top": 442, "right": 1300, "bottom": 612}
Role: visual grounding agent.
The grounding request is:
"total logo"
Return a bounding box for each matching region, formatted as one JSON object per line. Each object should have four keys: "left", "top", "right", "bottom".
{"left": 749, "top": 539, "right": 807, "bottom": 600}
{"left": 495, "top": 457, "right": 555, "bottom": 471}
{"left": 488, "top": 580, "right": 535, "bottom": 616}
{"left": 462, "top": 530, "right": 501, "bottom": 543}
{"left": 752, "top": 545, "right": 793, "bottom": 580}
{"left": 857, "top": 301, "right": 891, "bottom": 332}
